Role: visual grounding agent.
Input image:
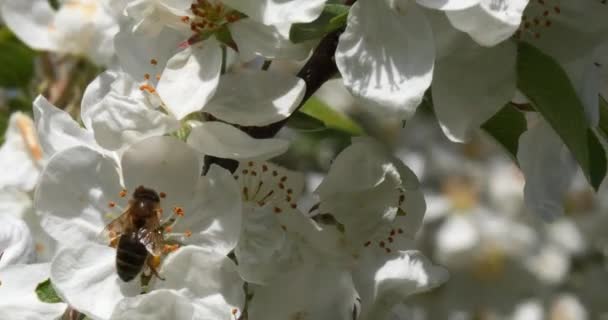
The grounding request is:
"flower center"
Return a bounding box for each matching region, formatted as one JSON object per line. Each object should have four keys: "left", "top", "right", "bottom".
{"left": 182, "top": 0, "right": 241, "bottom": 41}
{"left": 137, "top": 59, "right": 163, "bottom": 96}
{"left": 105, "top": 186, "right": 190, "bottom": 252}
{"left": 515, "top": 0, "right": 562, "bottom": 40}
{"left": 235, "top": 161, "right": 300, "bottom": 215}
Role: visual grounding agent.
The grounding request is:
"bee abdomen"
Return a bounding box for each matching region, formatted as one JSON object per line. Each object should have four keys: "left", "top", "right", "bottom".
{"left": 116, "top": 233, "right": 148, "bottom": 282}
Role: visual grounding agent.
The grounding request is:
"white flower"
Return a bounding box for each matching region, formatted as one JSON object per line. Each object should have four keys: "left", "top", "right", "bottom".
{"left": 35, "top": 135, "right": 240, "bottom": 251}
{"left": 315, "top": 137, "right": 425, "bottom": 244}
{"left": 0, "top": 112, "right": 43, "bottom": 192}
{"left": 1, "top": 0, "right": 119, "bottom": 65}
{"left": 0, "top": 213, "right": 35, "bottom": 268}
{"left": 35, "top": 136, "right": 243, "bottom": 319}
{"left": 0, "top": 263, "right": 67, "bottom": 319}
{"left": 257, "top": 137, "right": 448, "bottom": 319}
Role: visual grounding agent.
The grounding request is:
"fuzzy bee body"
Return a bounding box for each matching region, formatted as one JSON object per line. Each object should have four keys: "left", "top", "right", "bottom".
{"left": 116, "top": 232, "right": 149, "bottom": 282}
{"left": 100, "top": 186, "right": 165, "bottom": 282}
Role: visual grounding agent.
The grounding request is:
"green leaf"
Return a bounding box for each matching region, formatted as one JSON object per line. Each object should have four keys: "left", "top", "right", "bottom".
{"left": 300, "top": 96, "right": 364, "bottom": 136}
{"left": 0, "top": 29, "right": 36, "bottom": 88}
{"left": 287, "top": 111, "right": 327, "bottom": 132}
{"left": 35, "top": 278, "right": 63, "bottom": 304}
{"left": 481, "top": 104, "right": 527, "bottom": 160}
{"left": 516, "top": 42, "right": 607, "bottom": 190}
{"left": 289, "top": 4, "right": 349, "bottom": 43}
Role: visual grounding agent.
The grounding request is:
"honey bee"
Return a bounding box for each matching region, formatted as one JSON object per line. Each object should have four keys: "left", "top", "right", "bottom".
{"left": 100, "top": 186, "right": 165, "bottom": 282}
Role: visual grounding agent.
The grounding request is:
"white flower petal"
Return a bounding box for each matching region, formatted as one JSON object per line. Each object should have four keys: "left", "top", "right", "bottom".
{"left": 187, "top": 122, "right": 289, "bottom": 160}
{"left": 0, "top": 0, "right": 58, "bottom": 51}
{"left": 204, "top": 70, "right": 305, "bottom": 126}
{"left": 82, "top": 70, "right": 120, "bottom": 130}
{"left": 179, "top": 165, "right": 242, "bottom": 255}
{"left": 354, "top": 250, "right": 449, "bottom": 320}
{"left": 432, "top": 33, "right": 517, "bottom": 142}
{"left": 156, "top": 246, "right": 245, "bottom": 318}
{"left": 121, "top": 136, "right": 201, "bottom": 208}
{"left": 229, "top": 19, "right": 311, "bottom": 62}
{"left": 316, "top": 137, "right": 423, "bottom": 242}
{"left": 51, "top": 243, "right": 140, "bottom": 320}
{"left": 220, "top": 0, "right": 326, "bottom": 25}
{"left": 416, "top": 0, "right": 479, "bottom": 10}
{"left": 234, "top": 204, "right": 288, "bottom": 284}
{"left": 114, "top": 25, "right": 185, "bottom": 84}
{"left": 0, "top": 214, "right": 35, "bottom": 268}
{"left": 446, "top": 0, "right": 529, "bottom": 46}
{"left": 87, "top": 90, "right": 180, "bottom": 151}
{"left": 249, "top": 263, "right": 359, "bottom": 320}
{"left": 157, "top": 39, "right": 222, "bottom": 120}
{"left": 0, "top": 112, "right": 42, "bottom": 191}
{"left": 33, "top": 95, "right": 98, "bottom": 158}
{"left": 336, "top": 0, "right": 434, "bottom": 116}
{"left": 0, "top": 189, "right": 32, "bottom": 221}
{"left": 317, "top": 137, "right": 418, "bottom": 195}
{"left": 110, "top": 290, "right": 195, "bottom": 320}
{"left": 35, "top": 146, "right": 121, "bottom": 244}
{"left": 517, "top": 121, "right": 577, "bottom": 220}
{"left": 0, "top": 263, "right": 66, "bottom": 319}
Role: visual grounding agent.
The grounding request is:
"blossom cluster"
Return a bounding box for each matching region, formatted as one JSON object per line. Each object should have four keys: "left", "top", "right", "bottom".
{"left": 0, "top": 0, "right": 606, "bottom": 319}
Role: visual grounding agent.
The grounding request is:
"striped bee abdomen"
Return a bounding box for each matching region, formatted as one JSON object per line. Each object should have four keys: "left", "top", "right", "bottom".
{"left": 116, "top": 232, "right": 148, "bottom": 282}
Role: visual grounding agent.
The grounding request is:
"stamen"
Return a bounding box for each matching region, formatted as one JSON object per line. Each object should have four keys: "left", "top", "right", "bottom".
{"left": 139, "top": 84, "right": 156, "bottom": 93}
{"left": 163, "top": 244, "right": 180, "bottom": 253}
{"left": 119, "top": 189, "right": 127, "bottom": 198}
{"left": 159, "top": 192, "right": 167, "bottom": 198}
{"left": 172, "top": 207, "right": 185, "bottom": 217}
{"left": 150, "top": 59, "right": 158, "bottom": 65}
{"left": 108, "top": 201, "right": 116, "bottom": 208}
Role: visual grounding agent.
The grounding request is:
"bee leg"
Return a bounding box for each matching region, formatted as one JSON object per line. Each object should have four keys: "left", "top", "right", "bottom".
{"left": 146, "top": 255, "right": 165, "bottom": 281}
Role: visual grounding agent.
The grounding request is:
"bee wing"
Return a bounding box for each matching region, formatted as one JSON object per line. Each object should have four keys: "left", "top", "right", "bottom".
{"left": 98, "top": 209, "right": 131, "bottom": 245}
{"left": 137, "top": 218, "right": 164, "bottom": 256}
